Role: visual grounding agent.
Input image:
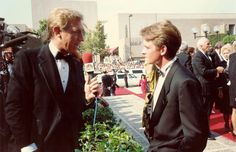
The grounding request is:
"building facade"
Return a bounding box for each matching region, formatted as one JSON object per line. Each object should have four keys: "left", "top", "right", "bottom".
{"left": 103, "top": 13, "right": 236, "bottom": 61}
{"left": 31, "top": 0, "right": 98, "bottom": 30}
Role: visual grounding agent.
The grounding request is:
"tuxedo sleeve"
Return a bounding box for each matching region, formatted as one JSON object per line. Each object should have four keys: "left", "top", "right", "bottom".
{"left": 178, "top": 79, "right": 208, "bottom": 151}
{"left": 4, "top": 50, "right": 34, "bottom": 149}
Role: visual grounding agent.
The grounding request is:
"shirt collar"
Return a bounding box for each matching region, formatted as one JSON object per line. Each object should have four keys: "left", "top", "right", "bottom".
{"left": 199, "top": 49, "right": 208, "bottom": 57}
{"left": 49, "top": 41, "right": 60, "bottom": 58}
{"left": 156, "top": 57, "right": 177, "bottom": 76}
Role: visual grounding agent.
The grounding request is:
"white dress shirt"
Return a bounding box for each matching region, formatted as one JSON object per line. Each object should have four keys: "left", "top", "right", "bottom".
{"left": 49, "top": 42, "right": 69, "bottom": 92}
{"left": 153, "top": 57, "right": 176, "bottom": 110}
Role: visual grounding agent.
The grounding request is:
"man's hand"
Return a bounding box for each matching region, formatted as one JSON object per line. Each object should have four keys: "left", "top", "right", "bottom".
{"left": 216, "top": 66, "right": 224, "bottom": 73}
{"left": 84, "top": 74, "right": 101, "bottom": 104}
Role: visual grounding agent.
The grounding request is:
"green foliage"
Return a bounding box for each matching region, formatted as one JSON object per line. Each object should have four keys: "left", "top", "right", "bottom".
{"left": 80, "top": 21, "right": 108, "bottom": 59}
{"left": 77, "top": 105, "right": 143, "bottom": 152}
{"left": 208, "top": 33, "right": 227, "bottom": 46}
{"left": 222, "top": 35, "right": 235, "bottom": 44}
{"left": 209, "top": 34, "right": 235, "bottom": 46}
{"left": 82, "top": 106, "right": 116, "bottom": 126}
{"left": 79, "top": 123, "right": 143, "bottom": 152}
{"left": 34, "top": 19, "right": 47, "bottom": 37}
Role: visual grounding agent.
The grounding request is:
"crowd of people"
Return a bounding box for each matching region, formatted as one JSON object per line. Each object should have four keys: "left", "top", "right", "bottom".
{"left": 0, "top": 7, "right": 236, "bottom": 152}
{"left": 175, "top": 39, "right": 236, "bottom": 139}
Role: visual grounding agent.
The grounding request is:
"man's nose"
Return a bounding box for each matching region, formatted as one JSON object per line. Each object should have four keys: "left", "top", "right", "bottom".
{"left": 141, "top": 49, "right": 146, "bottom": 55}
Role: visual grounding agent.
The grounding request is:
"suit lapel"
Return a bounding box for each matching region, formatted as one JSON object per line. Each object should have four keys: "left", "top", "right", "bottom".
{"left": 151, "top": 61, "right": 178, "bottom": 124}
{"left": 38, "top": 45, "right": 64, "bottom": 98}
{"left": 199, "top": 51, "right": 212, "bottom": 65}
{"left": 65, "top": 59, "right": 77, "bottom": 93}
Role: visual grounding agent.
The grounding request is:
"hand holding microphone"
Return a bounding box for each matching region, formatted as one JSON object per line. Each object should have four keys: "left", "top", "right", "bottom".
{"left": 82, "top": 52, "right": 102, "bottom": 126}
{"left": 82, "top": 52, "right": 101, "bottom": 103}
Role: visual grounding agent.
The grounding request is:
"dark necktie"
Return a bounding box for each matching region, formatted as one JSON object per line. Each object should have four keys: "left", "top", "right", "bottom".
{"left": 55, "top": 52, "right": 73, "bottom": 62}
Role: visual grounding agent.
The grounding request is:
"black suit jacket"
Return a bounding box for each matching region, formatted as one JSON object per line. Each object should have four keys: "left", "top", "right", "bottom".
{"left": 149, "top": 61, "right": 208, "bottom": 152}
{"left": 4, "top": 44, "right": 86, "bottom": 151}
{"left": 177, "top": 52, "right": 193, "bottom": 72}
{"left": 192, "top": 50, "right": 218, "bottom": 97}
{"left": 229, "top": 52, "right": 236, "bottom": 108}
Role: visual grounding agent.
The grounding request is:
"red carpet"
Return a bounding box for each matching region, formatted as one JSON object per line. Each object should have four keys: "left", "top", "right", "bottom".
{"left": 115, "top": 87, "right": 145, "bottom": 99}
{"left": 210, "top": 111, "right": 236, "bottom": 142}
{"left": 115, "top": 87, "right": 236, "bottom": 142}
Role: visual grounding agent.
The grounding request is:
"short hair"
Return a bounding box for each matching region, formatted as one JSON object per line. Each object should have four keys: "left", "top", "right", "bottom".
{"left": 179, "top": 41, "right": 188, "bottom": 52}
{"left": 140, "top": 20, "right": 182, "bottom": 59}
{"left": 214, "top": 41, "right": 223, "bottom": 49}
{"left": 47, "top": 8, "right": 83, "bottom": 40}
{"left": 196, "top": 37, "right": 209, "bottom": 50}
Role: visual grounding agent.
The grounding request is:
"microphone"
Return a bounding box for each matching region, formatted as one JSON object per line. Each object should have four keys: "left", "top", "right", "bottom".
{"left": 82, "top": 52, "right": 100, "bottom": 126}
{"left": 82, "top": 52, "right": 95, "bottom": 79}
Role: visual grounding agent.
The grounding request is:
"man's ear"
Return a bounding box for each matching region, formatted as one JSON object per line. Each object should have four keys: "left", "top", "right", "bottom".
{"left": 160, "top": 45, "right": 167, "bottom": 56}
{"left": 52, "top": 26, "right": 62, "bottom": 38}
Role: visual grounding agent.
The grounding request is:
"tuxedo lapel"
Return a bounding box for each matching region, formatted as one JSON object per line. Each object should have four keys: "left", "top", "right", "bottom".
{"left": 38, "top": 45, "right": 64, "bottom": 98}
{"left": 199, "top": 51, "right": 212, "bottom": 65}
{"left": 65, "top": 59, "right": 76, "bottom": 93}
{"left": 151, "top": 61, "right": 178, "bottom": 125}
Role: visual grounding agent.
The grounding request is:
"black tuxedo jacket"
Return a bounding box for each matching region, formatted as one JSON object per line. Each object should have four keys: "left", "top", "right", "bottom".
{"left": 176, "top": 52, "right": 193, "bottom": 72}
{"left": 209, "top": 50, "right": 223, "bottom": 68}
{"left": 229, "top": 52, "right": 236, "bottom": 108}
{"left": 192, "top": 50, "right": 217, "bottom": 97}
{"left": 5, "top": 44, "right": 86, "bottom": 151}
{"left": 149, "top": 61, "right": 208, "bottom": 152}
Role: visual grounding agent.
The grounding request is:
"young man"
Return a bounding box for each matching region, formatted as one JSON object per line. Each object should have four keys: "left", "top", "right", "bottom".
{"left": 141, "top": 20, "right": 208, "bottom": 152}
{"left": 4, "top": 8, "right": 100, "bottom": 152}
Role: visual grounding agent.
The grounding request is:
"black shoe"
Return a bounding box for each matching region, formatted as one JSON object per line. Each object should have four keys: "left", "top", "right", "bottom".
{"left": 208, "top": 133, "right": 216, "bottom": 140}
{"left": 224, "top": 124, "right": 231, "bottom": 133}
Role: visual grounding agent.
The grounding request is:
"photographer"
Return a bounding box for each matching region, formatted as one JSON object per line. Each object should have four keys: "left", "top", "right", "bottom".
{"left": 0, "top": 47, "right": 13, "bottom": 152}
{"left": 0, "top": 47, "right": 14, "bottom": 95}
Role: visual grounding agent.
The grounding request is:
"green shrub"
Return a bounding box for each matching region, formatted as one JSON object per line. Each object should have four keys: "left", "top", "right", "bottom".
{"left": 79, "top": 123, "right": 143, "bottom": 152}
{"left": 222, "top": 35, "right": 235, "bottom": 44}
{"left": 82, "top": 106, "right": 116, "bottom": 126}
{"left": 77, "top": 105, "right": 144, "bottom": 152}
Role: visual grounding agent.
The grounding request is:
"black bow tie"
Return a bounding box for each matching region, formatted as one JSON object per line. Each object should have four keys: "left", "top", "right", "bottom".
{"left": 55, "top": 52, "right": 73, "bottom": 62}
{"left": 156, "top": 68, "right": 164, "bottom": 77}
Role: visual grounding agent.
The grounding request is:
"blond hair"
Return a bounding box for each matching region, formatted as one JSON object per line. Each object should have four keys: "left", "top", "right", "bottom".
{"left": 47, "top": 8, "right": 83, "bottom": 40}
{"left": 221, "top": 43, "right": 232, "bottom": 54}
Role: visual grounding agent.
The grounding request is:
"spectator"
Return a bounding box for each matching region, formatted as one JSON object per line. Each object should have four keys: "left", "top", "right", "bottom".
{"left": 139, "top": 74, "right": 148, "bottom": 95}
{"left": 101, "top": 71, "right": 113, "bottom": 96}
{"left": 124, "top": 70, "right": 129, "bottom": 88}
{"left": 192, "top": 37, "right": 224, "bottom": 140}
{"left": 177, "top": 41, "right": 193, "bottom": 72}
{"left": 215, "top": 44, "right": 232, "bottom": 132}
{"left": 110, "top": 70, "right": 119, "bottom": 96}
{"left": 229, "top": 50, "right": 236, "bottom": 137}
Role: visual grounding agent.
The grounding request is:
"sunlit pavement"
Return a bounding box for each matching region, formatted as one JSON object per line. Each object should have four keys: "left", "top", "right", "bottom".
{"left": 103, "top": 86, "right": 236, "bottom": 152}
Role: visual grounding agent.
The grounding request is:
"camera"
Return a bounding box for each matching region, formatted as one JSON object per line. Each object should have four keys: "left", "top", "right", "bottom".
{"left": 0, "top": 17, "right": 42, "bottom": 94}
